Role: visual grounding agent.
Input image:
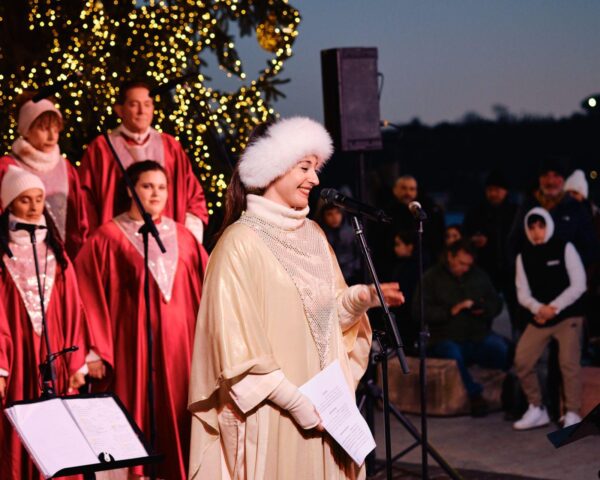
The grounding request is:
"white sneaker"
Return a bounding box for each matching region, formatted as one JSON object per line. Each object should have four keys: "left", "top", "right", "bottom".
{"left": 513, "top": 404, "right": 550, "bottom": 430}
{"left": 562, "top": 411, "right": 582, "bottom": 428}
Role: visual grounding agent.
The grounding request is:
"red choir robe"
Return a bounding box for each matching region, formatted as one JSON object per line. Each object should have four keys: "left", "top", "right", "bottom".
{"left": 77, "top": 130, "right": 209, "bottom": 235}
{"left": 0, "top": 253, "right": 87, "bottom": 480}
{"left": 75, "top": 215, "right": 204, "bottom": 480}
{"left": 0, "top": 156, "right": 89, "bottom": 260}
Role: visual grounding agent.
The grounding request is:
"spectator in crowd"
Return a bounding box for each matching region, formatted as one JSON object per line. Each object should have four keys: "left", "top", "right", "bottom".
{"left": 78, "top": 80, "right": 208, "bottom": 246}
{"left": 390, "top": 229, "right": 425, "bottom": 352}
{"left": 316, "top": 200, "right": 362, "bottom": 285}
{"left": 564, "top": 169, "right": 600, "bottom": 363}
{"left": 509, "top": 158, "right": 598, "bottom": 265}
{"left": 444, "top": 224, "right": 463, "bottom": 247}
{"left": 513, "top": 208, "right": 586, "bottom": 430}
{"left": 373, "top": 174, "right": 445, "bottom": 277}
{"left": 0, "top": 93, "right": 88, "bottom": 259}
{"left": 413, "top": 239, "right": 507, "bottom": 416}
{"left": 463, "top": 170, "right": 518, "bottom": 332}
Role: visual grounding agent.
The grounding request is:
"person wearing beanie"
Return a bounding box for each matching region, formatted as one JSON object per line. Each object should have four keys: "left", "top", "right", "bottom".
{"left": 77, "top": 80, "right": 209, "bottom": 252}
{"left": 75, "top": 160, "right": 205, "bottom": 479}
{"left": 0, "top": 93, "right": 89, "bottom": 260}
{"left": 564, "top": 169, "right": 600, "bottom": 363}
{"left": 463, "top": 169, "right": 519, "bottom": 330}
{"left": 188, "top": 117, "right": 404, "bottom": 480}
{"left": 0, "top": 166, "right": 89, "bottom": 480}
{"left": 513, "top": 207, "right": 586, "bottom": 430}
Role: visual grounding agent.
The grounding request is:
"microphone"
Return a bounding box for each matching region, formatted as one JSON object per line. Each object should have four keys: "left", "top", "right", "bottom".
{"left": 149, "top": 72, "right": 198, "bottom": 97}
{"left": 320, "top": 188, "right": 391, "bottom": 223}
{"left": 32, "top": 72, "right": 82, "bottom": 102}
{"left": 9, "top": 221, "right": 48, "bottom": 233}
{"left": 408, "top": 201, "right": 428, "bottom": 221}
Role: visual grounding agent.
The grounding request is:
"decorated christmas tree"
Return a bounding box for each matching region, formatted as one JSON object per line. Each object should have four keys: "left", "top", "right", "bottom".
{"left": 0, "top": 0, "right": 300, "bottom": 215}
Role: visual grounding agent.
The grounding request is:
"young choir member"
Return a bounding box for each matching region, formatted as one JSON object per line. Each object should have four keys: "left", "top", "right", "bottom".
{"left": 76, "top": 160, "right": 205, "bottom": 479}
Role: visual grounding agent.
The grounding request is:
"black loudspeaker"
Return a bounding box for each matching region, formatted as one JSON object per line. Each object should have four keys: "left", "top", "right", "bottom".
{"left": 321, "top": 47, "right": 382, "bottom": 152}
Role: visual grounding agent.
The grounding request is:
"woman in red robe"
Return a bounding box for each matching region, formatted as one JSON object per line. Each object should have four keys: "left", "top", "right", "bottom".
{"left": 0, "top": 93, "right": 88, "bottom": 260}
{"left": 0, "top": 166, "right": 87, "bottom": 480}
{"left": 75, "top": 160, "right": 204, "bottom": 480}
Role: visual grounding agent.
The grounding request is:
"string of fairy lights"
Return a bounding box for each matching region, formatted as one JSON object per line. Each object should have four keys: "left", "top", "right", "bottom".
{"left": 0, "top": 0, "right": 300, "bottom": 214}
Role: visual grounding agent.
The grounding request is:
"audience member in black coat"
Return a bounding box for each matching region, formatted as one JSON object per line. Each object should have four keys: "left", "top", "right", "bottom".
{"left": 464, "top": 171, "right": 518, "bottom": 332}
{"left": 316, "top": 202, "right": 363, "bottom": 285}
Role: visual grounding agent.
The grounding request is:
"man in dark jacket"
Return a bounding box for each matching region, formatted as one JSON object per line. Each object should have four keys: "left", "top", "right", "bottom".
{"left": 413, "top": 239, "right": 508, "bottom": 415}
{"left": 464, "top": 171, "right": 518, "bottom": 332}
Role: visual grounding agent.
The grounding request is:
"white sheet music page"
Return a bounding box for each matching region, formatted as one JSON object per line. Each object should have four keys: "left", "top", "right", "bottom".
{"left": 299, "top": 359, "right": 376, "bottom": 465}
{"left": 4, "top": 398, "right": 98, "bottom": 478}
{"left": 64, "top": 396, "right": 148, "bottom": 461}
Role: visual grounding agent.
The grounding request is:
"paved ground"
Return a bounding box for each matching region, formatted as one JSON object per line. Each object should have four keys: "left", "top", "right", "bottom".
{"left": 367, "top": 305, "right": 599, "bottom": 479}
{"left": 370, "top": 410, "right": 598, "bottom": 479}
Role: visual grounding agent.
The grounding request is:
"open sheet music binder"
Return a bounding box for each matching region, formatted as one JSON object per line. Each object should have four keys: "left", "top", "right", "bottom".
{"left": 4, "top": 392, "right": 162, "bottom": 479}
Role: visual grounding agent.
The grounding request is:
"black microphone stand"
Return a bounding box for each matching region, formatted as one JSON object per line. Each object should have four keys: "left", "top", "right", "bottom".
{"left": 416, "top": 214, "right": 429, "bottom": 479}
{"left": 350, "top": 214, "right": 409, "bottom": 480}
{"left": 352, "top": 212, "right": 462, "bottom": 480}
{"left": 102, "top": 132, "right": 164, "bottom": 480}
{"left": 26, "top": 227, "right": 63, "bottom": 398}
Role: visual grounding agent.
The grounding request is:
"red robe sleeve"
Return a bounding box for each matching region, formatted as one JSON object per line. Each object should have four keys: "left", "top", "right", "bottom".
{"left": 0, "top": 299, "right": 12, "bottom": 381}
{"left": 78, "top": 136, "right": 111, "bottom": 233}
{"left": 74, "top": 231, "right": 115, "bottom": 370}
{"left": 64, "top": 161, "right": 89, "bottom": 260}
{"left": 163, "top": 134, "right": 209, "bottom": 225}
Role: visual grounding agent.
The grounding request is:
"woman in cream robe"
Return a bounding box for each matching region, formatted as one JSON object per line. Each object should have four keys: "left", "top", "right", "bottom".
{"left": 188, "top": 117, "right": 403, "bottom": 479}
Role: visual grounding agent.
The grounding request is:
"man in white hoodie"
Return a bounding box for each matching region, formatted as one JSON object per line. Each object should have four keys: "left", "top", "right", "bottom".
{"left": 513, "top": 207, "right": 587, "bottom": 430}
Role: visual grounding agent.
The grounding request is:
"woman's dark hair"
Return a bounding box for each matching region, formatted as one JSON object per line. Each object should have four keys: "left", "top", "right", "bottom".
{"left": 114, "top": 160, "right": 168, "bottom": 213}
{"left": 526, "top": 213, "right": 546, "bottom": 228}
{"left": 213, "top": 122, "right": 272, "bottom": 244}
{"left": 445, "top": 237, "right": 477, "bottom": 258}
{"left": 0, "top": 208, "right": 69, "bottom": 271}
{"left": 394, "top": 229, "right": 417, "bottom": 246}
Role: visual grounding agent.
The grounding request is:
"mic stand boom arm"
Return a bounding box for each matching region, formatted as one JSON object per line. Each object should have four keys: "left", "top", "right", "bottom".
{"left": 350, "top": 215, "right": 409, "bottom": 480}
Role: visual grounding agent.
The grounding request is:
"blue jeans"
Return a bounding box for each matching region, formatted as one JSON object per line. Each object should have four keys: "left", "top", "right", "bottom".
{"left": 428, "top": 333, "right": 510, "bottom": 397}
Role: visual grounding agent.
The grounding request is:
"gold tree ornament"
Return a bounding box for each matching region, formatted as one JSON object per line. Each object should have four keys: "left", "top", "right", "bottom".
{"left": 256, "top": 13, "right": 285, "bottom": 53}
{"left": 0, "top": 0, "right": 301, "bottom": 215}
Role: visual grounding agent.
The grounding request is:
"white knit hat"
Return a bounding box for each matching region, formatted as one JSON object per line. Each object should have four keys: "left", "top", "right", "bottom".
{"left": 238, "top": 116, "right": 334, "bottom": 189}
{"left": 17, "top": 99, "right": 62, "bottom": 137}
{"left": 1, "top": 165, "right": 46, "bottom": 209}
{"left": 564, "top": 169, "right": 588, "bottom": 199}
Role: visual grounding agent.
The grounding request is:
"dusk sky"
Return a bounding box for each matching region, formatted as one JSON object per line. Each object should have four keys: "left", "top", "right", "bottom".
{"left": 211, "top": 1, "right": 600, "bottom": 125}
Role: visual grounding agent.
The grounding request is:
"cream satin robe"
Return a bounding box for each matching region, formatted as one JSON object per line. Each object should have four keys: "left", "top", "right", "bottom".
{"left": 188, "top": 196, "right": 372, "bottom": 480}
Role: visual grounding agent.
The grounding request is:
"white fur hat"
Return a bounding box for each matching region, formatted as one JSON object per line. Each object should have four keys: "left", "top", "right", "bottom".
{"left": 1, "top": 165, "right": 46, "bottom": 209}
{"left": 238, "top": 116, "right": 334, "bottom": 189}
{"left": 564, "top": 169, "right": 588, "bottom": 199}
{"left": 17, "top": 99, "right": 62, "bottom": 137}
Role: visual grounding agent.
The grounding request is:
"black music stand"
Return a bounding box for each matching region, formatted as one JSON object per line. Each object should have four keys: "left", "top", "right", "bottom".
{"left": 5, "top": 392, "right": 162, "bottom": 479}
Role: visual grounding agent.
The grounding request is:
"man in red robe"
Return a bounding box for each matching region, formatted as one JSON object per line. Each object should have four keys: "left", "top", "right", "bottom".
{"left": 77, "top": 80, "right": 209, "bottom": 245}
{"left": 75, "top": 161, "right": 204, "bottom": 480}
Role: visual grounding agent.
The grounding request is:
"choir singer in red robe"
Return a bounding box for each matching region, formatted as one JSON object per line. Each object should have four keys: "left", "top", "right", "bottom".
{"left": 77, "top": 80, "right": 208, "bottom": 246}
{"left": 75, "top": 160, "right": 204, "bottom": 480}
{"left": 0, "top": 93, "right": 89, "bottom": 259}
{"left": 0, "top": 165, "right": 88, "bottom": 480}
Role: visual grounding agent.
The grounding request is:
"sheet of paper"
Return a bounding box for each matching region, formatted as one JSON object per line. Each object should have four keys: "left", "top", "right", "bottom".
{"left": 64, "top": 396, "right": 148, "bottom": 461}
{"left": 299, "top": 360, "right": 376, "bottom": 465}
{"left": 5, "top": 398, "right": 99, "bottom": 478}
